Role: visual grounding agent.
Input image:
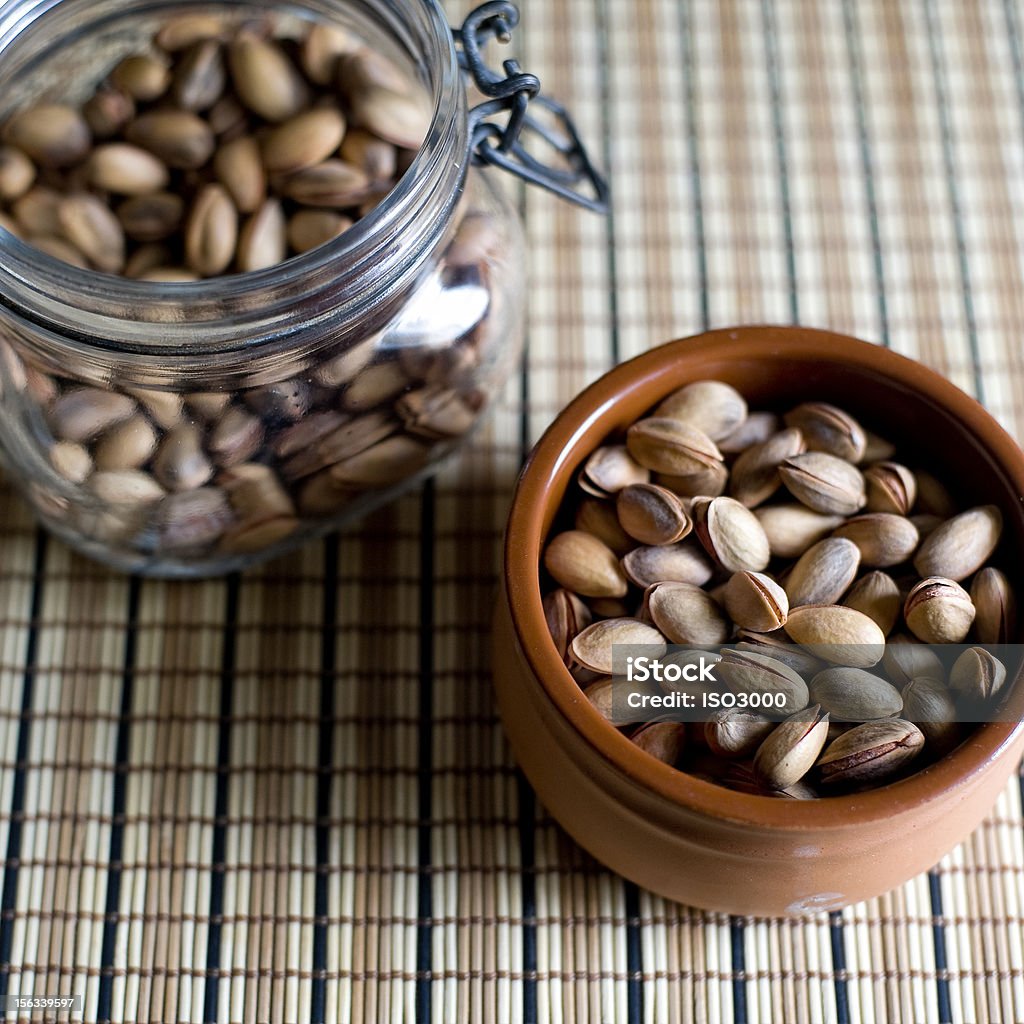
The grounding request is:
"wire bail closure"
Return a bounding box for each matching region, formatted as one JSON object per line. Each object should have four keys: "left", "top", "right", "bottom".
{"left": 453, "top": 2, "right": 610, "bottom": 214}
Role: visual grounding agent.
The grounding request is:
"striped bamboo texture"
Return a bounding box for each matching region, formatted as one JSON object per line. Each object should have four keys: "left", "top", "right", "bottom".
{"left": 1, "top": 0, "right": 1024, "bottom": 1021}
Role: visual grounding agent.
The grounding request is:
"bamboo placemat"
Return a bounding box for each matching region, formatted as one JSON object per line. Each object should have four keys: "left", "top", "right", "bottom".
{"left": 2, "top": 1, "right": 1024, "bottom": 1021}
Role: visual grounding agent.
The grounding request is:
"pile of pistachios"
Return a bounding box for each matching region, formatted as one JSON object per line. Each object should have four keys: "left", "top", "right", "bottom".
{"left": 542, "top": 380, "right": 1017, "bottom": 797}
{"left": 0, "top": 13, "right": 432, "bottom": 277}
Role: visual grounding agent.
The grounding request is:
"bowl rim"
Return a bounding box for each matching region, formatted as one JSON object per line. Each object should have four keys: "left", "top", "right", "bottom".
{"left": 503, "top": 324, "right": 1024, "bottom": 830}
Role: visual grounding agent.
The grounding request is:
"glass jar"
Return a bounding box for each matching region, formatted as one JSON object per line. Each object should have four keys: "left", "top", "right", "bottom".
{"left": 0, "top": 0, "right": 604, "bottom": 576}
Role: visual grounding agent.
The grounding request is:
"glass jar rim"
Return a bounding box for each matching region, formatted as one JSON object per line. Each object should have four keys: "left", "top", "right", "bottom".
{"left": 0, "top": 0, "right": 468, "bottom": 365}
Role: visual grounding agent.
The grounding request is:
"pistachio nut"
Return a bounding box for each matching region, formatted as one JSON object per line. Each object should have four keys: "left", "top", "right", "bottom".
{"left": 653, "top": 379, "right": 747, "bottom": 442}
{"left": 704, "top": 709, "right": 776, "bottom": 758}
{"left": 904, "top": 577, "right": 975, "bottom": 644}
{"left": 49, "top": 441, "right": 92, "bottom": 484}
{"left": 783, "top": 402, "right": 866, "bottom": 463}
{"left": 152, "top": 423, "right": 213, "bottom": 492}
{"left": 51, "top": 387, "right": 136, "bottom": 442}
{"left": 281, "top": 160, "right": 370, "bottom": 208}
{"left": 57, "top": 194, "right": 126, "bottom": 273}
{"left": 864, "top": 461, "right": 917, "bottom": 516}
{"left": 779, "top": 452, "right": 867, "bottom": 516}
{"left": 228, "top": 32, "right": 310, "bottom": 122}
{"left": 621, "top": 542, "right": 715, "bottom": 589}
{"left": 881, "top": 633, "right": 945, "bottom": 687}
{"left": 262, "top": 107, "right": 347, "bottom": 175}
{"left": 754, "top": 504, "right": 846, "bottom": 559}
{"left": 287, "top": 209, "right": 351, "bottom": 252}
{"left": 718, "top": 411, "right": 782, "bottom": 454}
{"left": 653, "top": 461, "right": 729, "bottom": 498}
{"left": 615, "top": 483, "right": 691, "bottom": 545}
{"left": 808, "top": 667, "right": 903, "bottom": 721}
{"left": 0, "top": 147, "right": 35, "bottom": 203}
{"left": 818, "top": 719, "right": 925, "bottom": 784}
{"left": 213, "top": 135, "right": 266, "bottom": 214}
{"left": 842, "top": 571, "right": 901, "bottom": 635}
{"left": 237, "top": 198, "right": 287, "bottom": 272}
{"left": 753, "top": 705, "right": 829, "bottom": 790}
{"left": 832, "top": 513, "right": 919, "bottom": 568}
{"left": 715, "top": 649, "right": 810, "bottom": 718}
{"left": 111, "top": 54, "right": 171, "bottom": 102}
{"left": 569, "top": 617, "right": 667, "bottom": 675}
{"left": 729, "top": 427, "right": 806, "bottom": 508}
{"left": 543, "top": 588, "right": 593, "bottom": 666}
{"left": 949, "top": 646, "right": 1007, "bottom": 703}
{"left": 784, "top": 537, "right": 860, "bottom": 608}
{"left": 173, "top": 38, "right": 227, "bottom": 112}
{"left": 971, "top": 566, "right": 1017, "bottom": 644}
{"left": 218, "top": 516, "right": 299, "bottom": 555}
{"left": 901, "top": 676, "right": 960, "bottom": 753}
{"left": 156, "top": 486, "right": 233, "bottom": 552}
{"left": 93, "top": 414, "right": 159, "bottom": 471}
{"left": 544, "top": 530, "right": 629, "bottom": 599}
{"left": 89, "top": 469, "right": 165, "bottom": 505}
{"left": 860, "top": 430, "right": 897, "bottom": 464}
{"left": 300, "top": 23, "right": 359, "bottom": 85}
{"left": 723, "top": 570, "right": 789, "bottom": 632}
{"left": 184, "top": 183, "right": 237, "bottom": 276}
{"left": 117, "top": 192, "right": 185, "bottom": 242}
{"left": 626, "top": 417, "right": 723, "bottom": 477}
{"left": 348, "top": 85, "right": 431, "bottom": 150}
{"left": 155, "top": 13, "right": 225, "bottom": 52}
{"left": 83, "top": 87, "right": 135, "bottom": 140}
{"left": 87, "top": 143, "right": 169, "bottom": 195}
{"left": 3, "top": 105, "right": 91, "bottom": 168}
{"left": 691, "top": 495, "right": 771, "bottom": 573}
{"left": 329, "top": 434, "right": 430, "bottom": 486}
{"left": 575, "top": 497, "right": 636, "bottom": 556}
{"left": 733, "top": 630, "right": 825, "bottom": 677}
{"left": 913, "top": 505, "right": 1002, "bottom": 582}
{"left": 584, "top": 677, "right": 619, "bottom": 722}
{"left": 913, "top": 470, "right": 957, "bottom": 518}
{"left": 125, "top": 110, "right": 215, "bottom": 169}
{"left": 644, "top": 581, "right": 729, "bottom": 646}
{"left": 579, "top": 445, "right": 650, "bottom": 497}
{"left": 631, "top": 722, "right": 687, "bottom": 765}
{"left": 783, "top": 605, "right": 886, "bottom": 667}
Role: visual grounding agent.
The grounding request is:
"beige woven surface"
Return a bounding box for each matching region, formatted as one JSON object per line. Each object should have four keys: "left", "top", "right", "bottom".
{"left": 2, "top": 1, "right": 1024, "bottom": 1021}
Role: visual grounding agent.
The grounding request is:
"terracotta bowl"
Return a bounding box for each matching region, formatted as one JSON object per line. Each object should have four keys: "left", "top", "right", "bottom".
{"left": 493, "top": 325, "right": 1024, "bottom": 916}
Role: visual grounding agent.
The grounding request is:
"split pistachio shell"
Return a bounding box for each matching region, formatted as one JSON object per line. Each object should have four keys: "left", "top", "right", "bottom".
{"left": 842, "top": 571, "right": 901, "bottom": 635}
{"left": 579, "top": 445, "right": 649, "bottom": 497}
{"left": 753, "top": 706, "right": 829, "bottom": 790}
{"left": 545, "top": 530, "right": 629, "bottom": 598}
{"left": 971, "top": 567, "right": 1016, "bottom": 644}
{"left": 543, "top": 589, "right": 592, "bottom": 666}
{"left": 644, "top": 581, "right": 729, "bottom": 646}
{"left": 779, "top": 452, "right": 867, "bottom": 516}
{"left": 704, "top": 709, "right": 775, "bottom": 758}
{"left": 715, "top": 650, "right": 809, "bottom": 718}
{"left": 615, "top": 483, "right": 691, "bottom": 545}
{"left": 808, "top": 667, "right": 903, "bottom": 722}
{"left": 729, "top": 428, "right": 806, "bottom": 508}
{"left": 784, "top": 537, "right": 860, "bottom": 608}
{"left": 832, "top": 513, "right": 919, "bottom": 568}
{"left": 653, "top": 380, "right": 747, "bottom": 441}
{"left": 783, "top": 402, "right": 866, "bottom": 463}
{"left": 691, "top": 495, "right": 770, "bottom": 573}
{"left": 818, "top": 719, "right": 925, "bottom": 785}
{"left": 570, "top": 617, "right": 667, "bottom": 675}
{"left": 723, "top": 571, "right": 789, "bottom": 632}
{"left": 904, "top": 577, "right": 976, "bottom": 644}
{"left": 949, "top": 647, "right": 1007, "bottom": 703}
{"left": 626, "top": 417, "right": 723, "bottom": 477}
{"left": 783, "top": 605, "right": 886, "bottom": 667}
{"left": 864, "top": 462, "right": 917, "bottom": 515}
{"left": 913, "top": 505, "right": 1002, "bottom": 582}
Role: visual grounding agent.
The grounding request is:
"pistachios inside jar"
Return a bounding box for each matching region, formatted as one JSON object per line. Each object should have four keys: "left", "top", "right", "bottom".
{"left": 541, "top": 379, "right": 1018, "bottom": 798}
{"left": 0, "top": 0, "right": 533, "bottom": 574}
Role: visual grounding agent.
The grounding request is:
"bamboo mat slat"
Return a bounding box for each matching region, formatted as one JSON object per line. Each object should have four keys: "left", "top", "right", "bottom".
{"left": 2, "top": 1, "right": 1024, "bottom": 1021}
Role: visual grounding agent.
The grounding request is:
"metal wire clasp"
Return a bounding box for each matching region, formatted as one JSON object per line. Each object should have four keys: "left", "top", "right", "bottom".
{"left": 453, "top": 2, "right": 609, "bottom": 214}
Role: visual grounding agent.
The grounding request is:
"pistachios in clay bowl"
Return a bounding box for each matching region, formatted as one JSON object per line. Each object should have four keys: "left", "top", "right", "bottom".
{"left": 493, "top": 325, "right": 1024, "bottom": 916}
